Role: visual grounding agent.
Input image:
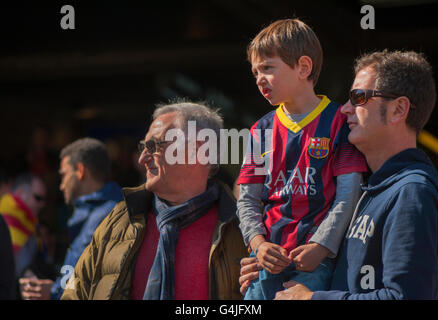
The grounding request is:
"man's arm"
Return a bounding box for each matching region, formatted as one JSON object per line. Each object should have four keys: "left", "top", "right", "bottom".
{"left": 312, "top": 183, "right": 438, "bottom": 300}
{"left": 52, "top": 201, "right": 116, "bottom": 299}
{"left": 60, "top": 211, "right": 110, "bottom": 300}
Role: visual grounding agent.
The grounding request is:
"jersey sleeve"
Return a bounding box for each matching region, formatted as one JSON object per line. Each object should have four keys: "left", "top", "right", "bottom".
{"left": 237, "top": 123, "right": 268, "bottom": 184}
{"left": 332, "top": 120, "right": 368, "bottom": 176}
{"left": 310, "top": 172, "right": 363, "bottom": 257}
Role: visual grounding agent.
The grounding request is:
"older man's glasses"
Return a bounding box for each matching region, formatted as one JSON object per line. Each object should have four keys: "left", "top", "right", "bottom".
{"left": 138, "top": 139, "right": 168, "bottom": 154}
{"left": 349, "top": 89, "right": 400, "bottom": 107}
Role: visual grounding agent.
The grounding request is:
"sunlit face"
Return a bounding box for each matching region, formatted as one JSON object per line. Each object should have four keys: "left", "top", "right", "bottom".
{"left": 59, "top": 156, "right": 80, "bottom": 205}
{"left": 138, "top": 112, "right": 187, "bottom": 198}
{"left": 251, "top": 54, "right": 301, "bottom": 108}
{"left": 340, "top": 66, "right": 389, "bottom": 152}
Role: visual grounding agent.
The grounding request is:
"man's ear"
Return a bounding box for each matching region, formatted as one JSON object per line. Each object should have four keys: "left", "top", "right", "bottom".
{"left": 75, "top": 162, "right": 86, "bottom": 180}
{"left": 388, "top": 96, "right": 411, "bottom": 125}
{"left": 297, "top": 56, "right": 313, "bottom": 80}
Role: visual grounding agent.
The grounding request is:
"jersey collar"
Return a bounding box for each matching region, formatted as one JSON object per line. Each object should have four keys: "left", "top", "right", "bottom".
{"left": 276, "top": 95, "right": 331, "bottom": 133}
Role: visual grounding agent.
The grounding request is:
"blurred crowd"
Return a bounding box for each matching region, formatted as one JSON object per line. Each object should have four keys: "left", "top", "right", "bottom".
{"left": 0, "top": 124, "right": 235, "bottom": 300}
{"left": 0, "top": 126, "right": 147, "bottom": 299}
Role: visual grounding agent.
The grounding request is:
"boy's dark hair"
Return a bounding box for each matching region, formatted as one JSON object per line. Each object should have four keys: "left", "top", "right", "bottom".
{"left": 247, "top": 18, "right": 323, "bottom": 86}
{"left": 60, "top": 138, "right": 110, "bottom": 182}
{"left": 355, "top": 50, "right": 436, "bottom": 134}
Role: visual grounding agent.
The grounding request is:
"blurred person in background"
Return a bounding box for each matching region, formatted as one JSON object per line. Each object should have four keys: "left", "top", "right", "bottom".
{"left": 0, "top": 173, "right": 47, "bottom": 278}
{"left": 20, "top": 137, "right": 123, "bottom": 299}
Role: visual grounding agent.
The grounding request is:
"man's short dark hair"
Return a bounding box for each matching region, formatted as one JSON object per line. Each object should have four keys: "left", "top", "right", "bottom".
{"left": 60, "top": 138, "right": 110, "bottom": 182}
{"left": 354, "top": 50, "right": 437, "bottom": 134}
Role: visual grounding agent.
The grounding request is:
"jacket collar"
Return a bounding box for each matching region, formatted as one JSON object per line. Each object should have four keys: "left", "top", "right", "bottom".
{"left": 122, "top": 179, "right": 236, "bottom": 224}
{"left": 74, "top": 181, "right": 122, "bottom": 206}
{"left": 122, "top": 184, "right": 152, "bottom": 222}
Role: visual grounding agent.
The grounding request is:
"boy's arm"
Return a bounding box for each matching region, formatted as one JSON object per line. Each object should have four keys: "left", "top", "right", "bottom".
{"left": 309, "top": 172, "right": 363, "bottom": 258}
{"left": 237, "top": 183, "right": 291, "bottom": 274}
{"left": 236, "top": 183, "right": 266, "bottom": 247}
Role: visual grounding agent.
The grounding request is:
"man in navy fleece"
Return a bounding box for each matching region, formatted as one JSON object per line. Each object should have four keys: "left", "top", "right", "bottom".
{"left": 240, "top": 50, "right": 438, "bottom": 300}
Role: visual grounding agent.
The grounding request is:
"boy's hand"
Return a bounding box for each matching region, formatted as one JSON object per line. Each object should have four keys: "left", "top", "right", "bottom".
{"left": 255, "top": 241, "right": 291, "bottom": 274}
{"left": 289, "top": 242, "right": 330, "bottom": 272}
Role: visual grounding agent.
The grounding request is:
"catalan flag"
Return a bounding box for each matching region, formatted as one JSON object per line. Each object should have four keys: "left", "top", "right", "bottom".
{"left": 0, "top": 193, "right": 37, "bottom": 254}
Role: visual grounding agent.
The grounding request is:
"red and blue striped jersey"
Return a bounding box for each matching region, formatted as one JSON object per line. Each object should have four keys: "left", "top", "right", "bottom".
{"left": 237, "top": 96, "right": 368, "bottom": 253}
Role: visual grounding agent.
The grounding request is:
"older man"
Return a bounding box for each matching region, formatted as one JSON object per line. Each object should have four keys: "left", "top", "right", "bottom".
{"left": 61, "top": 102, "right": 247, "bottom": 300}
{"left": 241, "top": 50, "right": 438, "bottom": 300}
{"left": 20, "top": 138, "right": 123, "bottom": 299}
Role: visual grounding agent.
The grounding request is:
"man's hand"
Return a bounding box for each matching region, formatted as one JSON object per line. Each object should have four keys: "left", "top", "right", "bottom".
{"left": 289, "top": 242, "right": 330, "bottom": 272}
{"left": 254, "top": 241, "right": 291, "bottom": 274}
{"left": 239, "top": 257, "right": 261, "bottom": 295}
{"left": 19, "top": 278, "right": 54, "bottom": 300}
{"left": 274, "top": 280, "right": 314, "bottom": 300}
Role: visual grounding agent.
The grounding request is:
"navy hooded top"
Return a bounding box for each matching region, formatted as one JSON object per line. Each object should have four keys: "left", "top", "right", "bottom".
{"left": 313, "top": 148, "right": 438, "bottom": 300}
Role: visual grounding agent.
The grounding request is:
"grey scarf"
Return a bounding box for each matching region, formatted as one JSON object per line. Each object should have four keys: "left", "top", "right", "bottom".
{"left": 143, "top": 181, "right": 220, "bottom": 300}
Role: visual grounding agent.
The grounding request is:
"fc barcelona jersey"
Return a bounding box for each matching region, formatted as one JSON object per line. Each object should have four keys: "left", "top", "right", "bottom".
{"left": 237, "top": 95, "right": 368, "bottom": 253}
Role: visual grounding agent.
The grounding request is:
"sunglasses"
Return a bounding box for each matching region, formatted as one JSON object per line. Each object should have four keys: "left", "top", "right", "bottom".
{"left": 138, "top": 139, "right": 169, "bottom": 154}
{"left": 349, "top": 89, "right": 400, "bottom": 107}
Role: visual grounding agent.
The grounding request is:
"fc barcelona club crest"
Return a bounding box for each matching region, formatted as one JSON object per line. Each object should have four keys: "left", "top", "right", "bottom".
{"left": 308, "top": 137, "right": 330, "bottom": 159}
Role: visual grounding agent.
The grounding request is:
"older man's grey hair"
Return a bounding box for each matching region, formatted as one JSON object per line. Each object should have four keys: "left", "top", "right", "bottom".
{"left": 153, "top": 101, "right": 224, "bottom": 177}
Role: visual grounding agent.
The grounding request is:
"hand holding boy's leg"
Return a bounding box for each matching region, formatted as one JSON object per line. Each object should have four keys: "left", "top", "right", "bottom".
{"left": 239, "top": 257, "right": 262, "bottom": 295}
{"left": 274, "top": 280, "right": 314, "bottom": 300}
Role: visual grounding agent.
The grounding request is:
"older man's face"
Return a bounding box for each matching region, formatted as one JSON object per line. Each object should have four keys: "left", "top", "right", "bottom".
{"left": 138, "top": 112, "right": 186, "bottom": 198}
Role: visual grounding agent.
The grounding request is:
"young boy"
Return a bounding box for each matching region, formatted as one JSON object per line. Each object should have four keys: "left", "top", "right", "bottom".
{"left": 236, "top": 18, "right": 368, "bottom": 300}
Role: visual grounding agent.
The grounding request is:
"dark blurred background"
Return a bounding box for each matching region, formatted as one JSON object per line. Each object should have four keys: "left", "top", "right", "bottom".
{"left": 1, "top": 0, "right": 438, "bottom": 266}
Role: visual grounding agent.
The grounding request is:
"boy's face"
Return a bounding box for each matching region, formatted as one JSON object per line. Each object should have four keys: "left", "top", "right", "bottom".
{"left": 251, "top": 54, "right": 301, "bottom": 108}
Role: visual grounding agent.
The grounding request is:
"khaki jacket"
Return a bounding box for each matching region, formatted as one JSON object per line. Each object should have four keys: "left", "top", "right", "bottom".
{"left": 61, "top": 181, "right": 247, "bottom": 300}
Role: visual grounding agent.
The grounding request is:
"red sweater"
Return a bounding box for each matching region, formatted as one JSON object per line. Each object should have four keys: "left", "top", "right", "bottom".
{"left": 130, "top": 206, "right": 218, "bottom": 300}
